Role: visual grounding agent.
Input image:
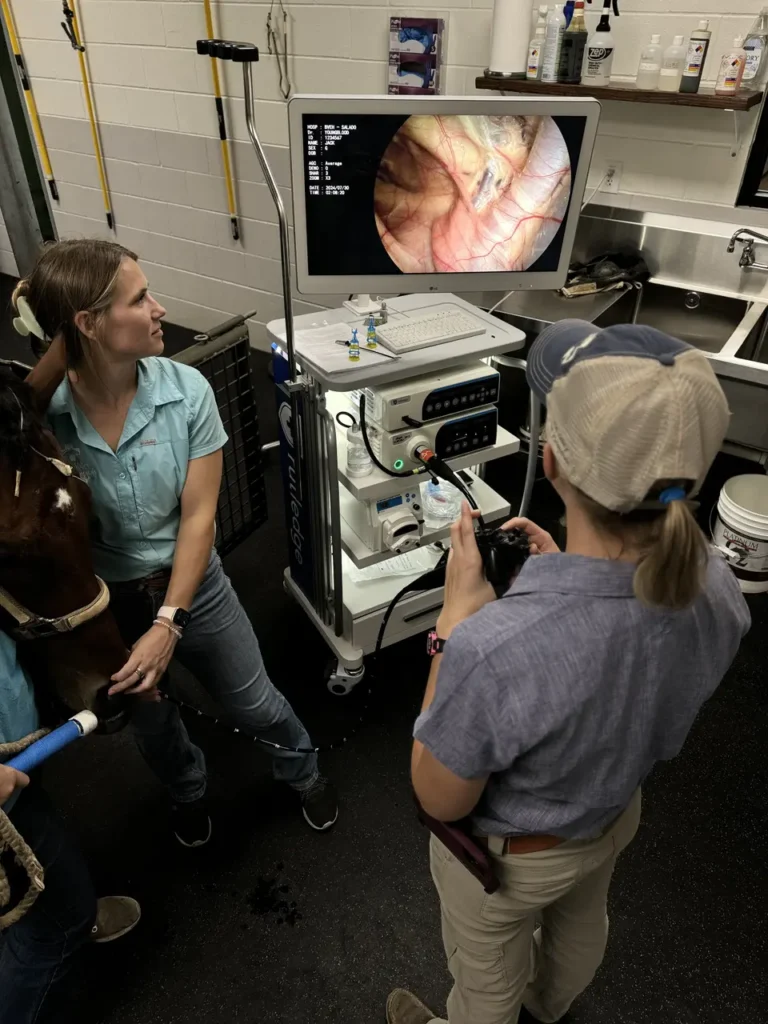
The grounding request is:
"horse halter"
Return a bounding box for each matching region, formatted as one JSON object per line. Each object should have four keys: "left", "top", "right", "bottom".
{"left": 1, "top": 396, "right": 110, "bottom": 640}
{"left": 0, "top": 577, "right": 111, "bottom": 642}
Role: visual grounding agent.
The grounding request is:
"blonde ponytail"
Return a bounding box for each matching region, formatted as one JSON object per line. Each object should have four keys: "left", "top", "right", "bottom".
{"left": 633, "top": 499, "right": 708, "bottom": 610}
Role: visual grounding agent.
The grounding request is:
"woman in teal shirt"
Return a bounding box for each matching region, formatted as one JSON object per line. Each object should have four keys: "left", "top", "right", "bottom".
{"left": 15, "top": 239, "right": 337, "bottom": 843}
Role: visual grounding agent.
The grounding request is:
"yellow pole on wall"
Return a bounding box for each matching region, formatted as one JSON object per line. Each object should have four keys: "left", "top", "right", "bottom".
{"left": 0, "top": 0, "right": 59, "bottom": 201}
{"left": 202, "top": 0, "right": 240, "bottom": 240}
{"left": 60, "top": 0, "right": 113, "bottom": 229}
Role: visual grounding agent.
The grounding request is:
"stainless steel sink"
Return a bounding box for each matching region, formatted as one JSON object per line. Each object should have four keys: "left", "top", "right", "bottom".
{"left": 629, "top": 283, "right": 752, "bottom": 354}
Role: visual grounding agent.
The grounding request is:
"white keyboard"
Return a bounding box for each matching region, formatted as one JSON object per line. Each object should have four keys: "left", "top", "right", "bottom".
{"left": 375, "top": 310, "right": 486, "bottom": 354}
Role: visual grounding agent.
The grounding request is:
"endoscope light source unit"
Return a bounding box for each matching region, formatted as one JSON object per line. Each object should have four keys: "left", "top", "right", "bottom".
{"left": 288, "top": 94, "right": 600, "bottom": 296}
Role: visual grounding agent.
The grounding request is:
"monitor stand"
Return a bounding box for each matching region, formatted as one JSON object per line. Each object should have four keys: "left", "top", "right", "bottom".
{"left": 343, "top": 294, "right": 383, "bottom": 316}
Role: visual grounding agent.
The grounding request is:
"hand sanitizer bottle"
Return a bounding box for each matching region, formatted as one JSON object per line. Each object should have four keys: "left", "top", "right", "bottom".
{"left": 715, "top": 37, "right": 747, "bottom": 96}
{"left": 636, "top": 34, "right": 663, "bottom": 90}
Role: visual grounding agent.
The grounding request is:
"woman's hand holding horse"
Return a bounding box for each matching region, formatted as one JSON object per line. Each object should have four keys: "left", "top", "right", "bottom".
{"left": 108, "top": 625, "right": 177, "bottom": 698}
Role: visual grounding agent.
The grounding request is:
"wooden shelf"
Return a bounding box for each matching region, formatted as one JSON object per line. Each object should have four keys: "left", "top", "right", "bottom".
{"left": 474, "top": 76, "right": 764, "bottom": 111}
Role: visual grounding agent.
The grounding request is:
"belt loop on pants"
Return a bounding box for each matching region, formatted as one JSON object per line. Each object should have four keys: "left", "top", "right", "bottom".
{"left": 475, "top": 833, "right": 566, "bottom": 855}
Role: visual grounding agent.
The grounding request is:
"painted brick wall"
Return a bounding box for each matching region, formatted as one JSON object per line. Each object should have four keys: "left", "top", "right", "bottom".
{"left": 5, "top": 0, "right": 768, "bottom": 348}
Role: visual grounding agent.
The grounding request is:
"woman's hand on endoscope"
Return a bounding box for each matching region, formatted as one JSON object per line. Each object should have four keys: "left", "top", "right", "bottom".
{"left": 501, "top": 517, "right": 560, "bottom": 555}
{"left": 437, "top": 503, "right": 495, "bottom": 640}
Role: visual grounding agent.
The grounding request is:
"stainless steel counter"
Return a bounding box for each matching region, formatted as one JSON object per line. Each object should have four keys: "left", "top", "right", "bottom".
{"left": 459, "top": 286, "right": 631, "bottom": 335}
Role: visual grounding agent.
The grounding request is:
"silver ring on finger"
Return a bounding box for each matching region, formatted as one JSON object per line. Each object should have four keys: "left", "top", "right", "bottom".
{"left": 136, "top": 669, "right": 146, "bottom": 681}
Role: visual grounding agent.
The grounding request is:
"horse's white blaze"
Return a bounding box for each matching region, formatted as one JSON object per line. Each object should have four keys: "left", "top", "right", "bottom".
{"left": 54, "top": 487, "right": 74, "bottom": 513}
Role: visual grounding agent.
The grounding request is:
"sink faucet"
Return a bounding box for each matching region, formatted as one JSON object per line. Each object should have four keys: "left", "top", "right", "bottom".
{"left": 727, "top": 227, "right": 768, "bottom": 270}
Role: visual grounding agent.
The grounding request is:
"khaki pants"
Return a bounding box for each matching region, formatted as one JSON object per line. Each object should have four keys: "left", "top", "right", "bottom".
{"left": 428, "top": 790, "right": 642, "bottom": 1024}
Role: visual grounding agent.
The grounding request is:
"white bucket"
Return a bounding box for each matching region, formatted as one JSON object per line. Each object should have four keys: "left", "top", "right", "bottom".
{"left": 712, "top": 474, "right": 768, "bottom": 593}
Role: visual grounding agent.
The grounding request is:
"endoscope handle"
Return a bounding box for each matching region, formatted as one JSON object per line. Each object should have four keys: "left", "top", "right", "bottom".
{"left": 196, "top": 39, "right": 260, "bottom": 62}
{"left": 7, "top": 712, "right": 99, "bottom": 774}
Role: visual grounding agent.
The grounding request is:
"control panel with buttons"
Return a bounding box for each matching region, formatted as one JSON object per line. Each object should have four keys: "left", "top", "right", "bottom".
{"left": 434, "top": 408, "right": 498, "bottom": 459}
{"left": 350, "top": 361, "right": 500, "bottom": 433}
{"left": 422, "top": 374, "right": 498, "bottom": 422}
{"left": 369, "top": 407, "right": 499, "bottom": 470}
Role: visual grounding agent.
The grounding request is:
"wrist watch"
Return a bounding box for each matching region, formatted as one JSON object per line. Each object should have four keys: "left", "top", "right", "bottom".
{"left": 426, "top": 630, "right": 447, "bottom": 656}
{"left": 158, "top": 605, "right": 192, "bottom": 630}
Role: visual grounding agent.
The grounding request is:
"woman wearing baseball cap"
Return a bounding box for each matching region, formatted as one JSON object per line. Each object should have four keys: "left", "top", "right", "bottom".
{"left": 387, "top": 322, "right": 751, "bottom": 1024}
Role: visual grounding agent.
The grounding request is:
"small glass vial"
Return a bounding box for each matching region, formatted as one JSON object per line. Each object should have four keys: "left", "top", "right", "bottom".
{"left": 346, "top": 423, "right": 372, "bottom": 478}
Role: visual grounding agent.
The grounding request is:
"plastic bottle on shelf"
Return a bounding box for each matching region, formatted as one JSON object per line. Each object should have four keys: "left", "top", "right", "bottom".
{"left": 559, "top": 0, "right": 588, "bottom": 84}
{"left": 680, "top": 20, "right": 712, "bottom": 95}
{"left": 635, "top": 34, "right": 663, "bottom": 90}
{"left": 423, "top": 480, "right": 463, "bottom": 521}
{"left": 542, "top": 5, "right": 567, "bottom": 84}
{"left": 715, "top": 37, "right": 747, "bottom": 96}
{"left": 527, "top": 5, "right": 549, "bottom": 81}
{"left": 581, "top": 0, "right": 615, "bottom": 87}
{"left": 743, "top": 7, "right": 768, "bottom": 87}
{"left": 346, "top": 422, "right": 373, "bottom": 478}
{"left": 658, "top": 35, "right": 686, "bottom": 92}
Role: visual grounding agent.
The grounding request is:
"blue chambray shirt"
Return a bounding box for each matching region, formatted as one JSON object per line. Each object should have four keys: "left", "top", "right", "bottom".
{"left": 47, "top": 357, "right": 228, "bottom": 583}
{"left": 0, "top": 632, "right": 40, "bottom": 813}
{"left": 415, "top": 552, "right": 750, "bottom": 839}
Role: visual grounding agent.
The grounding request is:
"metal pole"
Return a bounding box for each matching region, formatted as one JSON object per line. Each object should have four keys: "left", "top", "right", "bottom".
{"left": 1, "top": 0, "right": 58, "bottom": 202}
{"left": 518, "top": 391, "right": 541, "bottom": 519}
{"left": 0, "top": 30, "right": 46, "bottom": 274}
{"left": 201, "top": 0, "right": 239, "bottom": 240}
{"left": 242, "top": 61, "right": 297, "bottom": 385}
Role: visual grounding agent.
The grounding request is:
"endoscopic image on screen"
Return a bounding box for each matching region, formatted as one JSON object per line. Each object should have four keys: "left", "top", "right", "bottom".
{"left": 373, "top": 115, "right": 572, "bottom": 273}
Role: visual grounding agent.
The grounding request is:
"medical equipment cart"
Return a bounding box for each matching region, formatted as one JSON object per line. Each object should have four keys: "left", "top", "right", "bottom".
{"left": 200, "top": 38, "right": 528, "bottom": 693}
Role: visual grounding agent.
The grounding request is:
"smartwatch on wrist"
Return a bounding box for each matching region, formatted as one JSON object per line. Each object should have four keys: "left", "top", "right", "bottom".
{"left": 158, "top": 605, "right": 192, "bottom": 630}
{"left": 427, "top": 630, "right": 447, "bottom": 657}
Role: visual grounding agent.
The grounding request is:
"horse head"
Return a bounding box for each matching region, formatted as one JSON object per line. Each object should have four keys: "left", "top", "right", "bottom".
{"left": 0, "top": 362, "right": 129, "bottom": 732}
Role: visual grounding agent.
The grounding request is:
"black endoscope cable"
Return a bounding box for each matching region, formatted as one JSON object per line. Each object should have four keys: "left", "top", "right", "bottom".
{"left": 357, "top": 395, "right": 484, "bottom": 525}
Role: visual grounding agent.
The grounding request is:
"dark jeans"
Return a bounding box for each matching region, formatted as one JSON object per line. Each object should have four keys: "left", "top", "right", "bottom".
{"left": 109, "top": 554, "right": 318, "bottom": 804}
{"left": 0, "top": 787, "right": 96, "bottom": 1024}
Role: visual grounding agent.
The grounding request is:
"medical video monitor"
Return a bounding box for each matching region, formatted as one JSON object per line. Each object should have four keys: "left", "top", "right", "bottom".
{"left": 288, "top": 95, "right": 601, "bottom": 296}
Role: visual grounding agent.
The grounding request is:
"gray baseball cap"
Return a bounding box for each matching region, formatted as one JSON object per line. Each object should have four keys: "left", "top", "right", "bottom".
{"left": 526, "top": 320, "right": 731, "bottom": 513}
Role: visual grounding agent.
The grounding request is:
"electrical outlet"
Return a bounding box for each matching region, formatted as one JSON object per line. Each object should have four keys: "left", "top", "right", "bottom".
{"left": 601, "top": 163, "right": 622, "bottom": 194}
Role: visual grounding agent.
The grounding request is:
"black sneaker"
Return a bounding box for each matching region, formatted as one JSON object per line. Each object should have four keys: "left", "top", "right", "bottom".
{"left": 171, "top": 798, "right": 212, "bottom": 848}
{"left": 300, "top": 777, "right": 338, "bottom": 831}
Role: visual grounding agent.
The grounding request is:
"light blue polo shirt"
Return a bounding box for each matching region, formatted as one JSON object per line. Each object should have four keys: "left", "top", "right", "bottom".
{"left": 1, "top": 632, "right": 40, "bottom": 813}
{"left": 47, "top": 357, "right": 228, "bottom": 582}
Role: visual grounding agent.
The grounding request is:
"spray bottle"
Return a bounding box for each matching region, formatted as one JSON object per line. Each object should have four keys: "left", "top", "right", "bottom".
{"left": 582, "top": 0, "right": 619, "bottom": 87}
{"left": 542, "top": 5, "right": 567, "bottom": 84}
